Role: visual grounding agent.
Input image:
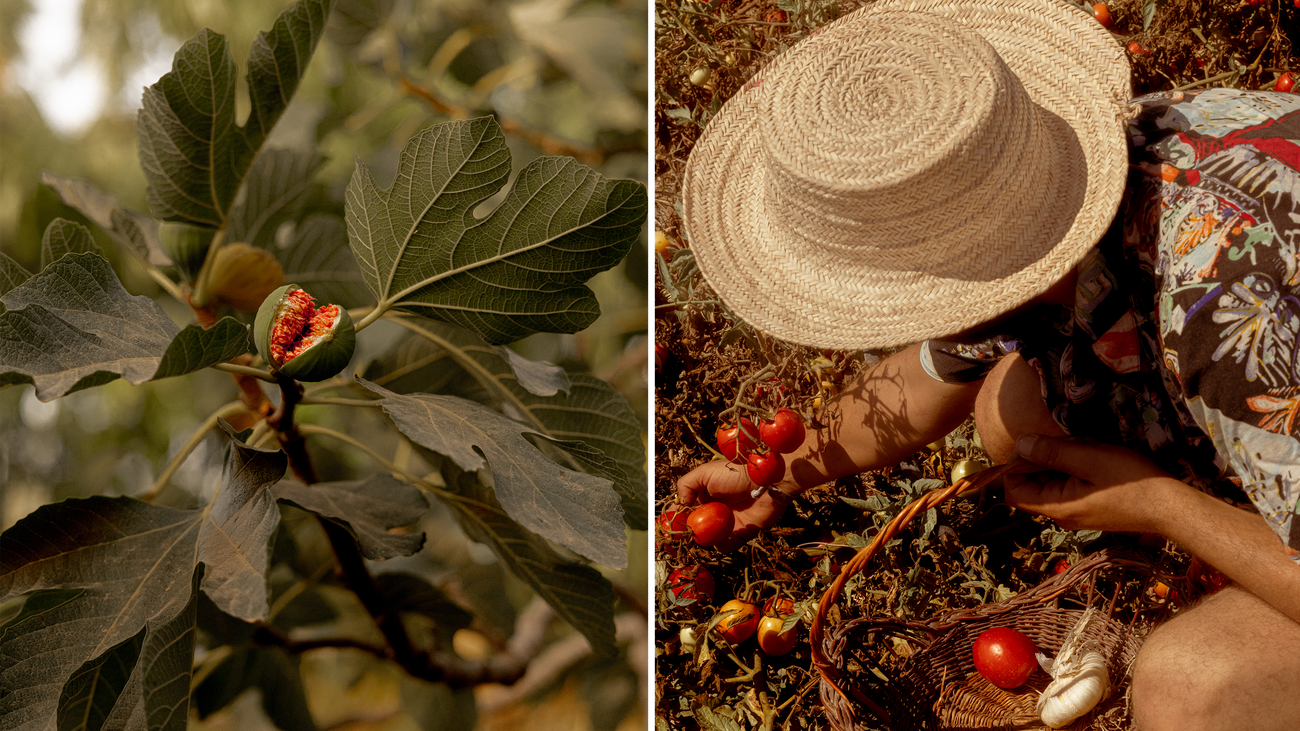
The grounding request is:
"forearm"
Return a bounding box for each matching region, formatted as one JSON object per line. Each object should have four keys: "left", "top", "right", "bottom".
{"left": 777, "top": 343, "right": 981, "bottom": 494}
{"left": 1151, "top": 478, "right": 1300, "bottom": 624}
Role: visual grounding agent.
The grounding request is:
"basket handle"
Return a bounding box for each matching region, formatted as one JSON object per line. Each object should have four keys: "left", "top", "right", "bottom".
{"left": 810, "top": 459, "right": 1041, "bottom": 699}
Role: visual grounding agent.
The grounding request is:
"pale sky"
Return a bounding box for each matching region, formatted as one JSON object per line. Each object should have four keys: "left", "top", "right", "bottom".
{"left": 14, "top": 0, "right": 174, "bottom": 136}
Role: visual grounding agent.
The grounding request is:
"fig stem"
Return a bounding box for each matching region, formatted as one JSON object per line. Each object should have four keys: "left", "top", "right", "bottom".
{"left": 140, "top": 400, "right": 246, "bottom": 502}
{"left": 212, "top": 362, "right": 277, "bottom": 382}
{"left": 298, "top": 396, "right": 383, "bottom": 407}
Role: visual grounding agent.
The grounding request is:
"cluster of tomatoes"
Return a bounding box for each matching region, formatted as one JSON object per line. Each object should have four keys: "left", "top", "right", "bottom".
{"left": 657, "top": 501, "right": 735, "bottom": 549}
{"left": 715, "top": 408, "right": 806, "bottom": 488}
{"left": 715, "top": 596, "right": 800, "bottom": 655}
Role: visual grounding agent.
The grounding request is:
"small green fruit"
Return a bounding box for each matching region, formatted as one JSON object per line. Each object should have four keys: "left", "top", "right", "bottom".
{"left": 690, "top": 67, "right": 711, "bottom": 86}
{"left": 254, "top": 284, "right": 355, "bottom": 382}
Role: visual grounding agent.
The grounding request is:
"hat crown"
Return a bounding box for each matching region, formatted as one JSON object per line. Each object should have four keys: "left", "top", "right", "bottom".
{"left": 760, "top": 10, "right": 1041, "bottom": 273}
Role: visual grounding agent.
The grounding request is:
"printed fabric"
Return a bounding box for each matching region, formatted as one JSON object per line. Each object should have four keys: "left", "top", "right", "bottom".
{"left": 923, "top": 88, "right": 1300, "bottom": 561}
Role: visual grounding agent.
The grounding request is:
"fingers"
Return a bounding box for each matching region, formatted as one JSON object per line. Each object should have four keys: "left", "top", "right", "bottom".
{"left": 1015, "top": 434, "right": 1101, "bottom": 477}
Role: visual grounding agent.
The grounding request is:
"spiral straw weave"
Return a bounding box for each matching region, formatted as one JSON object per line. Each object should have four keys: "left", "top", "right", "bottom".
{"left": 681, "top": 0, "right": 1131, "bottom": 350}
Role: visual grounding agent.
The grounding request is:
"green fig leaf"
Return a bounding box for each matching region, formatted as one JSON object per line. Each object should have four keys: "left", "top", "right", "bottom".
{"left": 226, "top": 149, "right": 325, "bottom": 250}
{"left": 369, "top": 318, "right": 644, "bottom": 529}
{"left": 0, "top": 252, "right": 31, "bottom": 308}
{"left": 0, "top": 426, "right": 285, "bottom": 730}
{"left": 273, "top": 474, "right": 428, "bottom": 560}
{"left": 40, "top": 218, "right": 102, "bottom": 271}
{"left": 0, "top": 252, "right": 252, "bottom": 400}
{"left": 434, "top": 459, "right": 617, "bottom": 657}
{"left": 375, "top": 573, "right": 473, "bottom": 636}
{"left": 193, "top": 647, "right": 315, "bottom": 731}
{"left": 136, "top": 0, "right": 334, "bottom": 226}
{"left": 277, "top": 214, "right": 370, "bottom": 309}
{"left": 361, "top": 379, "right": 626, "bottom": 569}
{"left": 40, "top": 171, "right": 170, "bottom": 267}
{"left": 344, "top": 116, "right": 646, "bottom": 343}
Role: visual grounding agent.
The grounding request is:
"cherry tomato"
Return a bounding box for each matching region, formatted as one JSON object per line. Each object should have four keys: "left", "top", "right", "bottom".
{"left": 666, "top": 565, "right": 715, "bottom": 603}
{"left": 716, "top": 599, "right": 760, "bottom": 643}
{"left": 716, "top": 419, "right": 759, "bottom": 462}
{"left": 746, "top": 451, "right": 785, "bottom": 487}
{"left": 1091, "top": 3, "right": 1111, "bottom": 28}
{"left": 757, "top": 615, "right": 798, "bottom": 655}
{"left": 759, "top": 409, "right": 805, "bottom": 454}
{"left": 972, "top": 627, "right": 1039, "bottom": 689}
{"left": 1051, "top": 559, "right": 1071, "bottom": 575}
{"left": 1276, "top": 72, "right": 1296, "bottom": 93}
{"left": 1154, "top": 581, "right": 1178, "bottom": 601}
{"left": 656, "top": 507, "right": 690, "bottom": 551}
{"left": 950, "top": 459, "right": 989, "bottom": 484}
{"left": 687, "top": 502, "right": 734, "bottom": 547}
{"left": 1127, "top": 42, "right": 1149, "bottom": 57}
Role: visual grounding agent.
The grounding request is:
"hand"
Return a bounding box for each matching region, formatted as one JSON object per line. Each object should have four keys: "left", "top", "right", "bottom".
{"left": 675, "top": 459, "right": 792, "bottom": 549}
{"left": 1003, "top": 434, "right": 1182, "bottom": 534}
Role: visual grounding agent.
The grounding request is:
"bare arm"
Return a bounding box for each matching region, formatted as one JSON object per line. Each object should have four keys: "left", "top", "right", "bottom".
{"left": 674, "top": 343, "right": 982, "bottom": 544}
{"left": 1007, "top": 435, "right": 1300, "bottom": 624}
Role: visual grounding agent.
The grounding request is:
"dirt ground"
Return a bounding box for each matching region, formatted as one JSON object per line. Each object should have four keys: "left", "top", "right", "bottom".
{"left": 653, "top": 1, "right": 1299, "bottom": 729}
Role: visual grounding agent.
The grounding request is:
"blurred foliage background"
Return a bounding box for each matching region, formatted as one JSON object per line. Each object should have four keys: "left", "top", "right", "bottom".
{"left": 0, "top": 0, "right": 649, "bottom": 728}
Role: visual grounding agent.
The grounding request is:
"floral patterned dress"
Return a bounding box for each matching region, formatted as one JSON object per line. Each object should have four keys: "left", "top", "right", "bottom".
{"left": 923, "top": 88, "right": 1300, "bottom": 562}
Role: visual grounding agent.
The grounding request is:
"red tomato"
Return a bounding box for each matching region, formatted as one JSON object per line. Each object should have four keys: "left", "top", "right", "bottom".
{"left": 1276, "top": 72, "right": 1296, "bottom": 93}
{"left": 756, "top": 615, "right": 798, "bottom": 655}
{"left": 763, "top": 596, "right": 794, "bottom": 617}
{"left": 717, "top": 599, "right": 760, "bottom": 643}
{"left": 759, "top": 409, "right": 805, "bottom": 454}
{"left": 716, "top": 419, "right": 759, "bottom": 462}
{"left": 687, "top": 502, "right": 734, "bottom": 547}
{"left": 972, "top": 627, "right": 1039, "bottom": 689}
{"left": 1051, "top": 559, "right": 1071, "bottom": 575}
{"left": 1091, "top": 3, "right": 1112, "bottom": 28}
{"left": 1127, "top": 42, "right": 1149, "bottom": 57}
{"left": 746, "top": 451, "right": 785, "bottom": 487}
{"left": 656, "top": 508, "right": 690, "bottom": 551}
{"left": 667, "top": 565, "right": 715, "bottom": 603}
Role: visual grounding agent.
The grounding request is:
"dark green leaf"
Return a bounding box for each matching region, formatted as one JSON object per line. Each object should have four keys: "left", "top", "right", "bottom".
{"left": 0, "top": 253, "right": 252, "bottom": 400}
{"left": 99, "top": 569, "right": 202, "bottom": 731}
{"left": 361, "top": 380, "right": 626, "bottom": 569}
{"left": 226, "top": 149, "right": 324, "bottom": 250}
{"left": 40, "top": 172, "right": 170, "bottom": 267}
{"left": 1142, "top": 0, "right": 1156, "bottom": 31}
{"left": 344, "top": 116, "right": 646, "bottom": 343}
{"left": 0, "top": 427, "right": 285, "bottom": 729}
{"left": 277, "top": 214, "right": 369, "bottom": 309}
{"left": 0, "top": 252, "right": 31, "bottom": 308}
{"left": 437, "top": 460, "right": 617, "bottom": 656}
{"left": 193, "top": 647, "right": 315, "bottom": 731}
{"left": 136, "top": 0, "right": 334, "bottom": 226}
{"left": 152, "top": 318, "right": 252, "bottom": 381}
{"left": 273, "top": 474, "right": 428, "bottom": 560}
{"left": 375, "top": 573, "right": 473, "bottom": 634}
{"left": 40, "top": 218, "right": 101, "bottom": 271}
{"left": 58, "top": 627, "right": 144, "bottom": 731}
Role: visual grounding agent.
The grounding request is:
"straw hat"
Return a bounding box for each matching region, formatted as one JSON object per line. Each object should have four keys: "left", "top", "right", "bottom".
{"left": 681, "top": 0, "right": 1132, "bottom": 350}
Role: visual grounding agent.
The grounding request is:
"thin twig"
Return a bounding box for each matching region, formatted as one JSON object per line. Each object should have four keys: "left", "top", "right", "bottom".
{"left": 141, "top": 401, "right": 246, "bottom": 502}
{"left": 297, "top": 396, "right": 383, "bottom": 407}
{"left": 211, "top": 362, "right": 277, "bottom": 382}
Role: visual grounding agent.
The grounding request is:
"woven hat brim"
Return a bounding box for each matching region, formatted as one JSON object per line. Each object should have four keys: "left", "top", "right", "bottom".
{"left": 681, "top": 0, "right": 1131, "bottom": 350}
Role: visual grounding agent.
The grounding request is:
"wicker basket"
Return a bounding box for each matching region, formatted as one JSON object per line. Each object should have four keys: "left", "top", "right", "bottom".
{"left": 809, "top": 462, "right": 1165, "bottom": 731}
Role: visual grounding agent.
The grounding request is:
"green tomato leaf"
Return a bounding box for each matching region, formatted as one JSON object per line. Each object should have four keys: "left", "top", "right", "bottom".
{"left": 361, "top": 379, "right": 626, "bottom": 569}
{"left": 40, "top": 172, "right": 170, "bottom": 267}
{"left": 274, "top": 474, "right": 428, "bottom": 560}
{"left": 436, "top": 459, "right": 617, "bottom": 656}
{"left": 0, "top": 252, "right": 252, "bottom": 400}
{"left": 136, "top": 0, "right": 334, "bottom": 226}
{"left": 0, "top": 425, "right": 285, "bottom": 730}
{"left": 344, "top": 116, "right": 646, "bottom": 343}
{"left": 39, "top": 218, "right": 102, "bottom": 271}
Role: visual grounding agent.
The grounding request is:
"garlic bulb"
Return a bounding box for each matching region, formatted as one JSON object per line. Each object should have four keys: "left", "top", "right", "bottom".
{"left": 1036, "top": 609, "right": 1111, "bottom": 729}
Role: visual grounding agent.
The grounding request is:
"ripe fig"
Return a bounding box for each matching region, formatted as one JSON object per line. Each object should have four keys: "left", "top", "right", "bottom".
{"left": 207, "top": 243, "right": 285, "bottom": 311}
{"left": 254, "top": 284, "right": 355, "bottom": 382}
